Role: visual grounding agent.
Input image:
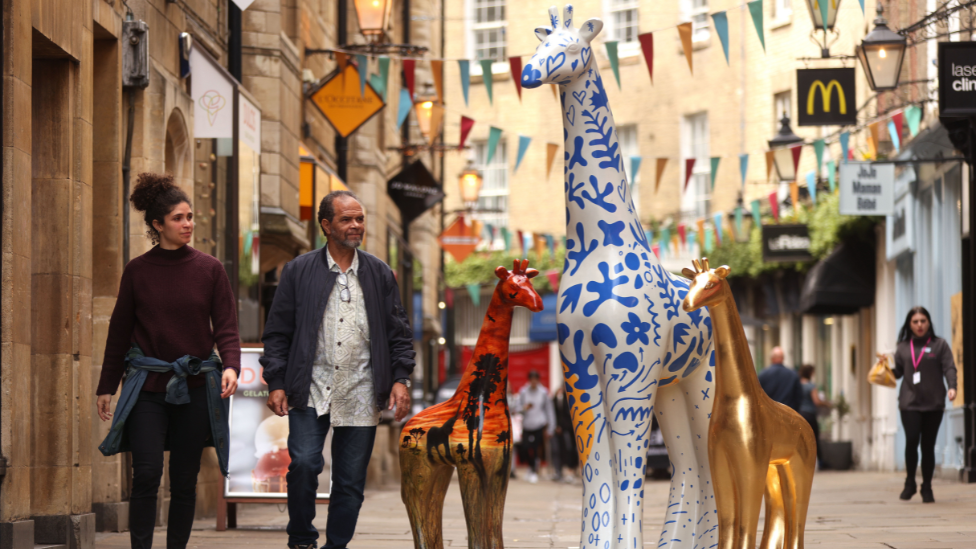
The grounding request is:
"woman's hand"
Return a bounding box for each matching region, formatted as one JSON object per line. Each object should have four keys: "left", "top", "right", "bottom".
{"left": 948, "top": 388, "right": 957, "bottom": 401}
{"left": 221, "top": 369, "right": 239, "bottom": 399}
{"left": 97, "top": 394, "right": 113, "bottom": 422}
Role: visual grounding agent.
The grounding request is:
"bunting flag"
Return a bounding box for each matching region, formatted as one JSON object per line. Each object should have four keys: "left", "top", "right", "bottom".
{"left": 704, "top": 226, "right": 714, "bottom": 253}
{"left": 751, "top": 199, "right": 762, "bottom": 227}
{"left": 403, "top": 59, "right": 416, "bottom": 100}
{"left": 769, "top": 191, "right": 780, "bottom": 221}
{"left": 606, "top": 41, "right": 621, "bottom": 89}
{"left": 765, "top": 150, "right": 775, "bottom": 181}
{"left": 819, "top": 0, "right": 830, "bottom": 31}
{"left": 905, "top": 105, "right": 922, "bottom": 137}
{"left": 377, "top": 57, "right": 390, "bottom": 100}
{"left": 546, "top": 269, "right": 560, "bottom": 293}
{"left": 790, "top": 145, "right": 803, "bottom": 175}
{"left": 892, "top": 111, "right": 905, "bottom": 140}
{"left": 813, "top": 139, "right": 825, "bottom": 172}
{"left": 369, "top": 73, "right": 386, "bottom": 101}
{"left": 748, "top": 0, "right": 765, "bottom": 52}
{"left": 840, "top": 132, "right": 850, "bottom": 163}
{"left": 335, "top": 52, "right": 349, "bottom": 71}
{"left": 859, "top": 0, "right": 865, "bottom": 15}
{"left": 660, "top": 228, "right": 671, "bottom": 253}
{"left": 869, "top": 121, "right": 882, "bottom": 147}
{"left": 629, "top": 156, "right": 642, "bottom": 190}
{"left": 509, "top": 56, "right": 523, "bottom": 100}
{"left": 677, "top": 223, "right": 687, "bottom": 247}
{"left": 459, "top": 60, "right": 470, "bottom": 106}
{"left": 459, "top": 116, "right": 475, "bottom": 150}
{"left": 515, "top": 135, "right": 532, "bottom": 173}
{"left": 677, "top": 23, "right": 694, "bottom": 74}
{"left": 396, "top": 88, "right": 412, "bottom": 129}
{"left": 516, "top": 230, "right": 524, "bottom": 254}
{"left": 431, "top": 60, "right": 444, "bottom": 103}
{"left": 713, "top": 212, "right": 724, "bottom": 244}
{"left": 827, "top": 160, "right": 837, "bottom": 192}
{"left": 887, "top": 120, "right": 901, "bottom": 152}
{"left": 734, "top": 207, "right": 744, "bottom": 240}
{"left": 696, "top": 219, "right": 706, "bottom": 247}
{"left": 486, "top": 223, "right": 495, "bottom": 244}
{"left": 356, "top": 54, "right": 368, "bottom": 96}
{"left": 546, "top": 143, "right": 559, "bottom": 179}
{"left": 523, "top": 232, "right": 533, "bottom": 256}
{"left": 712, "top": 11, "right": 731, "bottom": 65}
{"left": 486, "top": 126, "right": 503, "bottom": 164}
{"left": 639, "top": 33, "right": 654, "bottom": 83}
{"left": 535, "top": 234, "right": 546, "bottom": 259}
{"left": 480, "top": 59, "right": 495, "bottom": 104}
{"left": 688, "top": 230, "right": 697, "bottom": 250}
{"left": 672, "top": 234, "right": 680, "bottom": 254}
{"left": 467, "top": 284, "right": 482, "bottom": 307}
{"left": 790, "top": 182, "right": 800, "bottom": 211}
{"left": 684, "top": 158, "right": 696, "bottom": 191}
{"left": 655, "top": 157, "right": 668, "bottom": 193}
{"left": 806, "top": 171, "right": 817, "bottom": 204}
{"left": 546, "top": 234, "right": 555, "bottom": 257}
{"left": 501, "top": 227, "right": 511, "bottom": 252}
{"left": 739, "top": 154, "right": 749, "bottom": 191}
{"left": 652, "top": 243, "right": 661, "bottom": 260}
{"left": 710, "top": 157, "right": 721, "bottom": 190}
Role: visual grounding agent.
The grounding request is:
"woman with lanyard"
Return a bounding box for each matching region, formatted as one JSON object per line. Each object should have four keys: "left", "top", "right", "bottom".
{"left": 892, "top": 306, "right": 957, "bottom": 503}
{"left": 95, "top": 173, "right": 240, "bottom": 549}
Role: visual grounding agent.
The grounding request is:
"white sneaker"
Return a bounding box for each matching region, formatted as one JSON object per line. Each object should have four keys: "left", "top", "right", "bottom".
{"left": 527, "top": 472, "right": 539, "bottom": 484}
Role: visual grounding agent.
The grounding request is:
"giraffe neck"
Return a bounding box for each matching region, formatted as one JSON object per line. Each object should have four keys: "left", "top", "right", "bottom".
{"left": 706, "top": 287, "right": 763, "bottom": 401}
{"left": 455, "top": 287, "right": 514, "bottom": 395}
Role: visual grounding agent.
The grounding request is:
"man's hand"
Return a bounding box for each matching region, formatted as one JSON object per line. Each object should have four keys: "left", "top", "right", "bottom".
{"left": 221, "top": 369, "right": 239, "bottom": 399}
{"left": 97, "top": 395, "right": 113, "bottom": 422}
{"left": 388, "top": 383, "right": 411, "bottom": 422}
{"left": 948, "top": 388, "right": 957, "bottom": 401}
{"left": 267, "top": 389, "right": 289, "bottom": 417}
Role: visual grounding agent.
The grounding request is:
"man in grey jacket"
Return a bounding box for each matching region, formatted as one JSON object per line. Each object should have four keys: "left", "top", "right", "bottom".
{"left": 517, "top": 370, "right": 555, "bottom": 483}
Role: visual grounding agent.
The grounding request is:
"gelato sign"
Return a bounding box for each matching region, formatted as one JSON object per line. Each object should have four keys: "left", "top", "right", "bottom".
{"left": 938, "top": 42, "right": 976, "bottom": 117}
{"left": 839, "top": 162, "right": 894, "bottom": 215}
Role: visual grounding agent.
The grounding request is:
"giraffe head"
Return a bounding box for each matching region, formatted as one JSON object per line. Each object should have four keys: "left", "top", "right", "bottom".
{"left": 494, "top": 259, "right": 544, "bottom": 312}
{"left": 681, "top": 258, "right": 731, "bottom": 312}
{"left": 520, "top": 5, "right": 603, "bottom": 89}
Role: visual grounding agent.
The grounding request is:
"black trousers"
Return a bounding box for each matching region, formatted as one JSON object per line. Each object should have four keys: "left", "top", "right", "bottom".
{"left": 522, "top": 428, "right": 546, "bottom": 473}
{"left": 126, "top": 385, "right": 212, "bottom": 549}
{"left": 799, "top": 411, "right": 821, "bottom": 466}
{"left": 900, "top": 409, "right": 944, "bottom": 486}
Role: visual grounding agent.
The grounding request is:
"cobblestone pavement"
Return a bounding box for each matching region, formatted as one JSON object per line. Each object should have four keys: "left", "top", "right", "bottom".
{"left": 96, "top": 470, "right": 976, "bottom": 549}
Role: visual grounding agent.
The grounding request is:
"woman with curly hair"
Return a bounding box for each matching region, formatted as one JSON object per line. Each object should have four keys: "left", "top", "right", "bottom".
{"left": 95, "top": 173, "right": 240, "bottom": 549}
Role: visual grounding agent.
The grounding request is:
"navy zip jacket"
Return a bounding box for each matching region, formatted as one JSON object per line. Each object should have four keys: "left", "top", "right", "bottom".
{"left": 260, "top": 247, "right": 416, "bottom": 410}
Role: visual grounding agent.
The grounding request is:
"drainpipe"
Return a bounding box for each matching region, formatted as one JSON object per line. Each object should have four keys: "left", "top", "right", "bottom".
{"left": 122, "top": 89, "right": 135, "bottom": 265}
{"left": 336, "top": 1, "right": 348, "bottom": 182}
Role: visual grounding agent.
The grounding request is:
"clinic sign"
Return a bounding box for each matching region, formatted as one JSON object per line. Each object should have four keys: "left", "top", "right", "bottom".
{"left": 839, "top": 162, "right": 895, "bottom": 215}
{"left": 939, "top": 42, "right": 976, "bottom": 117}
{"left": 796, "top": 68, "right": 857, "bottom": 126}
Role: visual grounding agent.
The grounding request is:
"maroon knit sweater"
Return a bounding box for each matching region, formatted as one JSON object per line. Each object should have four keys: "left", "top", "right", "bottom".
{"left": 96, "top": 245, "right": 241, "bottom": 395}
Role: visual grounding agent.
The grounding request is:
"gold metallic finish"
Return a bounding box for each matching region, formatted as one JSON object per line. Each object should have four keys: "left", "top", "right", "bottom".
{"left": 682, "top": 259, "right": 816, "bottom": 549}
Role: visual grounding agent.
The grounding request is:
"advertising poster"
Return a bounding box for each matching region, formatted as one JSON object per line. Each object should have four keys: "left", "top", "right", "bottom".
{"left": 225, "top": 349, "right": 332, "bottom": 498}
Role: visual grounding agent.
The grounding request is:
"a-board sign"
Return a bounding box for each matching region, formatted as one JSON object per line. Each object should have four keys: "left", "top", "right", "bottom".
{"left": 839, "top": 162, "right": 895, "bottom": 216}
{"left": 225, "top": 349, "right": 332, "bottom": 498}
{"left": 938, "top": 41, "right": 976, "bottom": 117}
{"left": 761, "top": 224, "right": 813, "bottom": 263}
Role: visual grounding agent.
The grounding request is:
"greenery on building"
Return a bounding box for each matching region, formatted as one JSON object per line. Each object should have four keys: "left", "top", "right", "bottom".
{"left": 445, "top": 247, "right": 566, "bottom": 294}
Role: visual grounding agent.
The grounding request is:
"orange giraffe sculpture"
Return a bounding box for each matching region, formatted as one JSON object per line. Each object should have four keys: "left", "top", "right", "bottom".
{"left": 681, "top": 259, "right": 816, "bottom": 549}
{"left": 400, "top": 260, "right": 543, "bottom": 549}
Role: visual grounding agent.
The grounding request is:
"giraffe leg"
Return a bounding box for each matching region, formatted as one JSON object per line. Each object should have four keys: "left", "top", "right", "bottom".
{"left": 785, "top": 430, "right": 817, "bottom": 549}
{"left": 759, "top": 464, "right": 787, "bottom": 549}
{"left": 400, "top": 448, "right": 454, "bottom": 549}
{"left": 732, "top": 457, "right": 769, "bottom": 549}
{"left": 456, "top": 449, "right": 509, "bottom": 549}
{"left": 707, "top": 445, "right": 738, "bottom": 549}
{"left": 654, "top": 382, "right": 701, "bottom": 549}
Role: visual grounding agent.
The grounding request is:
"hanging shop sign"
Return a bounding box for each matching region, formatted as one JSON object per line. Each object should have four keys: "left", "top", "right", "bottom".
{"left": 762, "top": 224, "right": 813, "bottom": 263}
{"left": 387, "top": 160, "right": 445, "bottom": 225}
{"left": 310, "top": 64, "right": 386, "bottom": 138}
{"left": 796, "top": 68, "right": 857, "bottom": 126}
{"left": 438, "top": 217, "right": 481, "bottom": 264}
{"left": 839, "top": 162, "right": 895, "bottom": 215}
{"left": 190, "top": 47, "right": 235, "bottom": 139}
{"left": 885, "top": 190, "right": 914, "bottom": 260}
{"left": 238, "top": 93, "right": 262, "bottom": 155}
{"left": 938, "top": 41, "right": 976, "bottom": 117}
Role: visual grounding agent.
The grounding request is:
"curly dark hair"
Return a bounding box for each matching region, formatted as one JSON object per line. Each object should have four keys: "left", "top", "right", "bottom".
{"left": 317, "top": 190, "right": 361, "bottom": 237}
{"left": 129, "top": 172, "right": 191, "bottom": 245}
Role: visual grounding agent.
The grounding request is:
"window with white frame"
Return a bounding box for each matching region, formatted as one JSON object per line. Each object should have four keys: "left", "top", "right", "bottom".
{"left": 618, "top": 125, "right": 641, "bottom": 215}
{"left": 774, "top": 91, "right": 792, "bottom": 132}
{"left": 608, "top": 0, "right": 640, "bottom": 43}
{"left": 472, "top": 0, "right": 507, "bottom": 62}
{"left": 773, "top": 0, "right": 792, "bottom": 21}
{"left": 472, "top": 140, "right": 508, "bottom": 249}
{"left": 683, "top": 0, "right": 710, "bottom": 42}
{"left": 681, "top": 113, "right": 710, "bottom": 219}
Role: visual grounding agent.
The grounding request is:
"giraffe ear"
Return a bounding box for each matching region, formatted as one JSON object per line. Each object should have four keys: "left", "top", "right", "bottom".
{"left": 714, "top": 266, "right": 731, "bottom": 279}
{"left": 578, "top": 18, "right": 603, "bottom": 43}
{"left": 495, "top": 266, "right": 509, "bottom": 280}
{"left": 681, "top": 268, "right": 696, "bottom": 280}
{"left": 534, "top": 26, "right": 552, "bottom": 42}
{"left": 525, "top": 268, "right": 540, "bottom": 279}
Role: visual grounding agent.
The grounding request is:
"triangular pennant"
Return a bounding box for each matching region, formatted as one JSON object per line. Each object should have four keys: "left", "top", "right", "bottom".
{"left": 751, "top": 199, "right": 762, "bottom": 227}
{"left": 655, "top": 157, "right": 668, "bottom": 193}
{"left": 335, "top": 52, "right": 349, "bottom": 71}
{"left": 905, "top": 106, "right": 922, "bottom": 137}
{"left": 806, "top": 171, "right": 817, "bottom": 204}
{"left": 459, "top": 116, "right": 475, "bottom": 150}
{"left": 629, "top": 156, "right": 642, "bottom": 190}
{"left": 688, "top": 230, "right": 697, "bottom": 249}
{"left": 827, "top": 159, "right": 837, "bottom": 192}
{"left": 466, "top": 284, "right": 482, "bottom": 308}
{"left": 486, "top": 126, "right": 502, "bottom": 164}
{"left": 677, "top": 23, "right": 694, "bottom": 74}
{"left": 459, "top": 60, "right": 471, "bottom": 106}
{"left": 790, "top": 144, "right": 803, "bottom": 175}
{"left": 684, "top": 158, "right": 697, "bottom": 191}
{"left": 790, "top": 181, "right": 800, "bottom": 212}
{"left": 638, "top": 33, "right": 654, "bottom": 84}
{"left": 534, "top": 233, "right": 546, "bottom": 259}
{"left": 892, "top": 111, "right": 905, "bottom": 141}
{"left": 501, "top": 227, "right": 511, "bottom": 252}
{"left": 546, "top": 143, "right": 559, "bottom": 179}
{"left": 515, "top": 135, "right": 532, "bottom": 173}
{"left": 819, "top": 0, "right": 830, "bottom": 33}
{"left": 712, "top": 11, "right": 730, "bottom": 65}
{"left": 859, "top": 0, "right": 865, "bottom": 15}
{"left": 748, "top": 0, "right": 766, "bottom": 52}
{"left": 546, "top": 234, "right": 555, "bottom": 257}
{"left": 431, "top": 60, "right": 444, "bottom": 103}
{"left": 769, "top": 191, "right": 780, "bottom": 222}
{"left": 509, "top": 56, "right": 523, "bottom": 100}
{"left": 403, "top": 59, "right": 416, "bottom": 100}
{"left": 869, "top": 121, "right": 882, "bottom": 147}
{"left": 739, "top": 154, "right": 749, "bottom": 191}
{"left": 546, "top": 269, "right": 560, "bottom": 293}
{"left": 426, "top": 102, "right": 444, "bottom": 145}
{"left": 356, "top": 54, "right": 368, "bottom": 96}
{"left": 840, "top": 132, "right": 850, "bottom": 163}
{"left": 734, "top": 207, "right": 744, "bottom": 240}
{"left": 696, "top": 219, "right": 706, "bottom": 246}
{"left": 377, "top": 57, "right": 390, "bottom": 100}
{"left": 660, "top": 228, "right": 671, "bottom": 253}
{"left": 710, "top": 157, "right": 721, "bottom": 190}
{"left": 704, "top": 226, "right": 714, "bottom": 252}
{"left": 480, "top": 59, "right": 494, "bottom": 104}
{"left": 652, "top": 243, "right": 661, "bottom": 260}
{"left": 765, "top": 150, "right": 775, "bottom": 181}
{"left": 396, "top": 88, "right": 412, "bottom": 129}
{"left": 605, "top": 41, "right": 621, "bottom": 88}
{"left": 369, "top": 74, "right": 386, "bottom": 101}
{"left": 813, "top": 139, "right": 825, "bottom": 172}
{"left": 677, "top": 223, "right": 687, "bottom": 247}
{"left": 713, "top": 212, "right": 724, "bottom": 244}
{"left": 887, "top": 120, "right": 901, "bottom": 152}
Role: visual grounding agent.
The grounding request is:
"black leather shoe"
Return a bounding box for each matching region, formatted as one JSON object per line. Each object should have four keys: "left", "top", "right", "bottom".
{"left": 289, "top": 544, "right": 316, "bottom": 549}
{"left": 899, "top": 479, "right": 917, "bottom": 500}
{"left": 921, "top": 484, "right": 935, "bottom": 503}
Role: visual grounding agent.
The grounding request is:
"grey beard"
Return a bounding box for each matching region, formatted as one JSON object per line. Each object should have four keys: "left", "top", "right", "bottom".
{"left": 334, "top": 236, "right": 362, "bottom": 249}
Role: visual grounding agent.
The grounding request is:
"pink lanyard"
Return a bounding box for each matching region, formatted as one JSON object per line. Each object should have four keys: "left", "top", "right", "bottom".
{"left": 910, "top": 338, "right": 932, "bottom": 371}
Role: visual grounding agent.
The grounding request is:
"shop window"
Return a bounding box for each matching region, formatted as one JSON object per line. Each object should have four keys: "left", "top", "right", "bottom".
{"left": 607, "top": 0, "right": 640, "bottom": 44}
{"left": 681, "top": 112, "right": 710, "bottom": 219}
{"left": 773, "top": 0, "right": 792, "bottom": 22}
{"left": 682, "top": 0, "right": 710, "bottom": 42}
{"left": 472, "top": 0, "right": 507, "bottom": 62}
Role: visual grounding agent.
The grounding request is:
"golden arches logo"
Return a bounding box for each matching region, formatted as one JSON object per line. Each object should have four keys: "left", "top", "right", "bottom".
{"left": 806, "top": 80, "right": 846, "bottom": 115}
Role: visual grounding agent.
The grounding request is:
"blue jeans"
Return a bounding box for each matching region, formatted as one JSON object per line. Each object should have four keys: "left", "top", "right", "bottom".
{"left": 287, "top": 407, "right": 376, "bottom": 548}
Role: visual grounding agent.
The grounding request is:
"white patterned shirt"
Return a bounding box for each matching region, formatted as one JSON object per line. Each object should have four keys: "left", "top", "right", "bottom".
{"left": 306, "top": 249, "right": 378, "bottom": 426}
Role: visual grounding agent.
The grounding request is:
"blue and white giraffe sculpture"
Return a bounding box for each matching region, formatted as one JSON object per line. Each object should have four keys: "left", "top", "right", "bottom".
{"left": 521, "top": 7, "right": 718, "bottom": 549}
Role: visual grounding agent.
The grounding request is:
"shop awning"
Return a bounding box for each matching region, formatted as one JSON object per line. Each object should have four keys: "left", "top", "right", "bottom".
{"left": 799, "top": 239, "right": 875, "bottom": 315}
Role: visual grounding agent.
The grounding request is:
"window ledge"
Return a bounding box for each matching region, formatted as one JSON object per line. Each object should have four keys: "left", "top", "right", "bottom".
{"left": 770, "top": 14, "right": 793, "bottom": 30}
{"left": 470, "top": 61, "right": 512, "bottom": 77}
{"left": 618, "top": 41, "right": 641, "bottom": 58}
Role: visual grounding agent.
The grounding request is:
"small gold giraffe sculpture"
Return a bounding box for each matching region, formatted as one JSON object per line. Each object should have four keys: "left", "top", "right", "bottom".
{"left": 682, "top": 258, "right": 816, "bottom": 549}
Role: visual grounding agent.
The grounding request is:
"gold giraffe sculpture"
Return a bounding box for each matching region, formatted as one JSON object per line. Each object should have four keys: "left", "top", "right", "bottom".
{"left": 681, "top": 258, "right": 816, "bottom": 549}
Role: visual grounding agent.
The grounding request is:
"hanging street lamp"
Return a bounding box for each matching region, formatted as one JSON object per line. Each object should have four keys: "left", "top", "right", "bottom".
{"left": 856, "top": 3, "right": 907, "bottom": 91}
{"left": 352, "top": 0, "right": 393, "bottom": 40}
{"left": 414, "top": 98, "right": 445, "bottom": 145}
{"left": 458, "top": 161, "right": 484, "bottom": 206}
{"left": 768, "top": 115, "right": 804, "bottom": 182}
{"left": 805, "top": 0, "right": 842, "bottom": 57}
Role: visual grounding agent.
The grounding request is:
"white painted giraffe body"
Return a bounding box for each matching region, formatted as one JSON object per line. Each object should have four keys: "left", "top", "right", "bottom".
{"left": 521, "top": 7, "right": 718, "bottom": 549}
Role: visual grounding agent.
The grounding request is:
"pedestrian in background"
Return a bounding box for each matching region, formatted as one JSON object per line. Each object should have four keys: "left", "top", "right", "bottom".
{"left": 550, "top": 385, "right": 578, "bottom": 482}
{"left": 758, "top": 346, "right": 803, "bottom": 412}
{"left": 892, "top": 306, "right": 957, "bottom": 503}
{"left": 261, "top": 191, "right": 415, "bottom": 549}
{"left": 517, "top": 370, "right": 555, "bottom": 483}
{"left": 95, "top": 173, "right": 240, "bottom": 549}
{"left": 798, "top": 365, "right": 828, "bottom": 468}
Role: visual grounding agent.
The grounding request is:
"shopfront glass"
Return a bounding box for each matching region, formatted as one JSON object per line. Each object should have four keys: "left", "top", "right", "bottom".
{"left": 237, "top": 93, "right": 262, "bottom": 343}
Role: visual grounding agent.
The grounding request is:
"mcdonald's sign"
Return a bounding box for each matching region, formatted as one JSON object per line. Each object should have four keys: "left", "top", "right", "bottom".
{"left": 796, "top": 68, "right": 856, "bottom": 126}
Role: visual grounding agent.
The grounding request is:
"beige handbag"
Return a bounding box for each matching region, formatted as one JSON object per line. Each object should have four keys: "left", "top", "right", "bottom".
{"left": 868, "top": 353, "right": 897, "bottom": 388}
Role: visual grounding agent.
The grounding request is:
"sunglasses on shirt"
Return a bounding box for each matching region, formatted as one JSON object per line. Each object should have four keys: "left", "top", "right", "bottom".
{"left": 337, "top": 272, "right": 351, "bottom": 303}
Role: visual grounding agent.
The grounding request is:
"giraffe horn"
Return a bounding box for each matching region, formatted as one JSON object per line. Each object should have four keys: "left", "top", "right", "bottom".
{"left": 513, "top": 259, "right": 520, "bottom": 273}
{"left": 548, "top": 5, "right": 559, "bottom": 28}
{"left": 563, "top": 5, "right": 573, "bottom": 28}
{"left": 703, "top": 258, "right": 710, "bottom": 271}
{"left": 692, "top": 259, "right": 701, "bottom": 272}
{"left": 521, "top": 258, "right": 529, "bottom": 272}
